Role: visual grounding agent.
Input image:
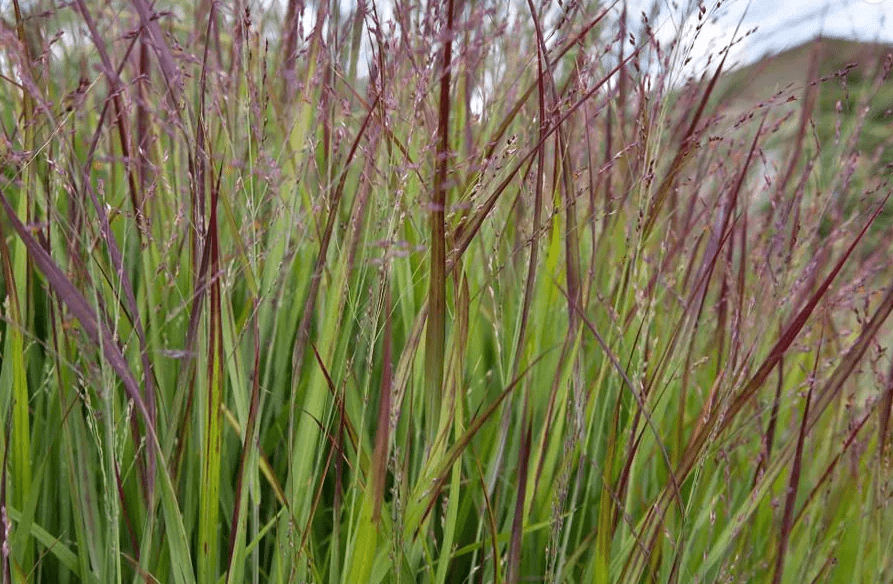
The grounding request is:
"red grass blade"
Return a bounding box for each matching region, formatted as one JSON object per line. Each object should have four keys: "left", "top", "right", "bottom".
{"left": 425, "top": 0, "right": 455, "bottom": 444}
{"left": 771, "top": 336, "right": 819, "bottom": 584}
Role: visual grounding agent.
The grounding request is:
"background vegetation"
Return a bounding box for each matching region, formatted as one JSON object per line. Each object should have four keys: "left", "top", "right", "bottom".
{"left": 0, "top": 0, "right": 891, "bottom": 582}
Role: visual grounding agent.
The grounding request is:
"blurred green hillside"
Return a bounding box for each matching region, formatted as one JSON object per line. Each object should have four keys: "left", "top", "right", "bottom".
{"left": 717, "top": 37, "right": 893, "bottom": 165}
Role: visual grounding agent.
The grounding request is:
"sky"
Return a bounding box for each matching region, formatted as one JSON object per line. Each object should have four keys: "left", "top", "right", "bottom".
{"left": 640, "top": 0, "right": 892, "bottom": 78}
{"left": 736, "top": 0, "right": 891, "bottom": 59}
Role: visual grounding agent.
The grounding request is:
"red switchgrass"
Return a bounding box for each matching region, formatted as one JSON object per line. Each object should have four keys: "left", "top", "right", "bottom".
{"left": 626, "top": 192, "right": 893, "bottom": 578}
{"left": 1, "top": 1, "right": 892, "bottom": 582}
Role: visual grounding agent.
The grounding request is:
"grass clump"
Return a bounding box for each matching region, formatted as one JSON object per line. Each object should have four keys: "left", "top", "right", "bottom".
{"left": 0, "top": 0, "right": 892, "bottom": 582}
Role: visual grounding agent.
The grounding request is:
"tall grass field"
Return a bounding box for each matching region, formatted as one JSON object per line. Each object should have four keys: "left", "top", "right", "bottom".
{"left": 1, "top": 0, "right": 892, "bottom": 582}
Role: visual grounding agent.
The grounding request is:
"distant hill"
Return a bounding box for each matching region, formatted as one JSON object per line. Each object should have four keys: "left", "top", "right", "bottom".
{"left": 704, "top": 37, "right": 893, "bottom": 168}
{"left": 716, "top": 37, "right": 893, "bottom": 105}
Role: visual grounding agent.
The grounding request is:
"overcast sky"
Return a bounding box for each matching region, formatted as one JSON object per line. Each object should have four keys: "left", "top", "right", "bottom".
{"left": 737, "top": 0, "right": 891, "bottom": 58}
{"left": 637, "top": 0, "right": 891, "bottom": 78}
